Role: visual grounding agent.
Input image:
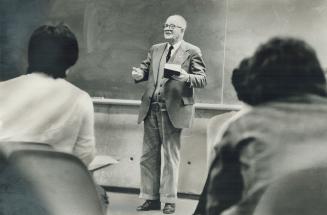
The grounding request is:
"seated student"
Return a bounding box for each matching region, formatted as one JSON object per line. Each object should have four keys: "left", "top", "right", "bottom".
{"left": 0, "top": 24, "right": 95, "bottom": 166}
{"left": 0, "top": 24, "right": 110, "bottom": 213}
{"left": 196, "top": 37, "right": 327, "bottom": 215}
{"left": 193, "top": 57, "right": 251, "bottom": 215}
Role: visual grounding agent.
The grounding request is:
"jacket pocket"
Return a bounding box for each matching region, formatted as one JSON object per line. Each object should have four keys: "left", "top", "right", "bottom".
{"left": 182, "top": 97, "right": 194, "bottom": 105}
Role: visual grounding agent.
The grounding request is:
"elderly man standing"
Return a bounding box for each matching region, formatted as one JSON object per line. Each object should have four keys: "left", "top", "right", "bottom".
{"left": 132, "top": 15, "right": 206, "bottom": 214}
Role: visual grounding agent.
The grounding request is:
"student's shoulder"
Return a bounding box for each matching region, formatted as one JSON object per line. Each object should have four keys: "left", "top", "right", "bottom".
{"left": 61, "top": 79, "right": 92, "bottom": 102}
{"left": 73, "top": 88, "right": 94, "bottom": 112}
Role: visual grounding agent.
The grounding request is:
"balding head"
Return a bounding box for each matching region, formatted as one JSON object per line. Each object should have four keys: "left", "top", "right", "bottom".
{"left": 164, "top": 15, "right": 187, "bottom": 44}
{"left": 166, "top": 15, "right": 187, "bottom": 30}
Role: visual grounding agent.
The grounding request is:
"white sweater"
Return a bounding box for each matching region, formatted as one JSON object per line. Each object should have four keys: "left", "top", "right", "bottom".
{"left": 0, "top": 73, "right": 96, "bottom": 165}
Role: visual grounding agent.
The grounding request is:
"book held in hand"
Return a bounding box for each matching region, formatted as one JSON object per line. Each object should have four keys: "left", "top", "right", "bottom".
{"left": 164, "top": 64, "right": 181, "bottom": 78}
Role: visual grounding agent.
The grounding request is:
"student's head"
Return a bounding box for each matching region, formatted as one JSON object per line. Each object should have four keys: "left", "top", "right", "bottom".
{"left": 27, "top": 23, "right": 78, "bottom": 78}
{"left": 164, "top": 15, "right": 187, "bottom": 44}
{"left": 233, "top": 37, "right": 327, "bottom": 105}
{"left": 231, "top": 57, "right": 254, "bottom": 104}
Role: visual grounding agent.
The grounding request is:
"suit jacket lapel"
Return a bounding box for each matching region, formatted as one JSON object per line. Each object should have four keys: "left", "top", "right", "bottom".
{"left": 153, "top": 43, "right": 169, "bottom": 83}
{"left": 170, "top": 41, "right": 190, "bottom": 65}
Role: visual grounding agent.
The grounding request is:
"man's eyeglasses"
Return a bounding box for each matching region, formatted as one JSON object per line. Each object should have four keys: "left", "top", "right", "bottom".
{"left": 163, "top": 24, "right": 183, "bottom": 30}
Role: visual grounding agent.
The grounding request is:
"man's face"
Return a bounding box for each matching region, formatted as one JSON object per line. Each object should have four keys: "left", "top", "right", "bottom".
{"left": 163, "top": 16, "right": 185, "bottom": 44}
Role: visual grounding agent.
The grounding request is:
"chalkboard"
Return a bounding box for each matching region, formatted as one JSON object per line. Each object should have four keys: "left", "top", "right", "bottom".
{"left": 0, "top": 0, "right": 50, "bottom": 80}
{"left": 68, "top": 0, "right": 225, "bottom": 104}
{"left": 0, "top": 0, "right": 87, "bottom": 80}
{"left": 2, "top": 0, "right": 327, "bottom": 104}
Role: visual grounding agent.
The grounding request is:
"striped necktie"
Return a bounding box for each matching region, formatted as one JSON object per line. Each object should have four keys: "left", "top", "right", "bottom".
{"left": 166, "top": 45, "right": 174, "bottom": 62}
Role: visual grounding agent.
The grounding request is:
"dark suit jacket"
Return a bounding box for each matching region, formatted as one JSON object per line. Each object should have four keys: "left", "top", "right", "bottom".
{"left": 136, "top": 40, "right": 206, "bottom": 128}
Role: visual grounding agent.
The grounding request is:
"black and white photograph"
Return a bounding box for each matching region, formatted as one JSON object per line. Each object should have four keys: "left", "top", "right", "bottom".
{"left": 1, "top": 0, "right": 327, "bottom": 214}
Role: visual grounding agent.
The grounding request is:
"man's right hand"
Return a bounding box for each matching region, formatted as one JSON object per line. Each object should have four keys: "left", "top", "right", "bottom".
{"left": 132, "top": 67, "right": 144, "bottom": 81}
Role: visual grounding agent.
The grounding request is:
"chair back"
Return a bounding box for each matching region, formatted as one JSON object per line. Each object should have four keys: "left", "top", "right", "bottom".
{"left": 0, "top": 148, "right": 104, "bottom": 215}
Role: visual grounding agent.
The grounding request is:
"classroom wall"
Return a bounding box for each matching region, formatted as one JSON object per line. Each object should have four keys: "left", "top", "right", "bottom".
{"left": 92, "top": 104, "right": 232, "bottom": 194}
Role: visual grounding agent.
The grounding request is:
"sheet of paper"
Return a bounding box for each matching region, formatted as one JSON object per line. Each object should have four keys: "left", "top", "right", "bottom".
{"left": 88, "top": 155, "right": 118, "bottom": 171}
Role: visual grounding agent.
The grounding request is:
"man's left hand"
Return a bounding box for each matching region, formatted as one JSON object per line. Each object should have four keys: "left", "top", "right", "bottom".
{"left": 172, "top": 69, "right": 190, "bottom": 82}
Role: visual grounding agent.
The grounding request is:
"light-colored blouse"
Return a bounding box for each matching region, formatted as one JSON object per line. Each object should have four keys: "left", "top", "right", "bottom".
{"left": 0, "top": 73, "right": 95, "bottom": 165}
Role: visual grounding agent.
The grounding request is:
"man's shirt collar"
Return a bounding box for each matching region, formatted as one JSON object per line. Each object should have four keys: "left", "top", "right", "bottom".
{"left": 170, "top": 40, "right": 182, "bottom": 50}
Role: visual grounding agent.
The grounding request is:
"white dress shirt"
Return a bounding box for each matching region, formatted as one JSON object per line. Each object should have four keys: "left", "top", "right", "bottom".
{"left": 169, "top": 40, "right": 182, "bottom": 57}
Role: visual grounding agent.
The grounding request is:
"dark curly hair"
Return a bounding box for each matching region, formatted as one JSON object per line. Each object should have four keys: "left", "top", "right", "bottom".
{"left": 27, "top": 23, "right": 78, "bottom": 78}
{"left": 231, "top": 57, "right": 254, "bottom": 104}
{"left": 233, "top": 37, "right": 327, "bottom": 105}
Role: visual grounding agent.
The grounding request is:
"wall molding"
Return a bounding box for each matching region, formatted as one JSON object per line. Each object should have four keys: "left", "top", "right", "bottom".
{"left": 92, "top": 98, "right": 242, "bottom": 111}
